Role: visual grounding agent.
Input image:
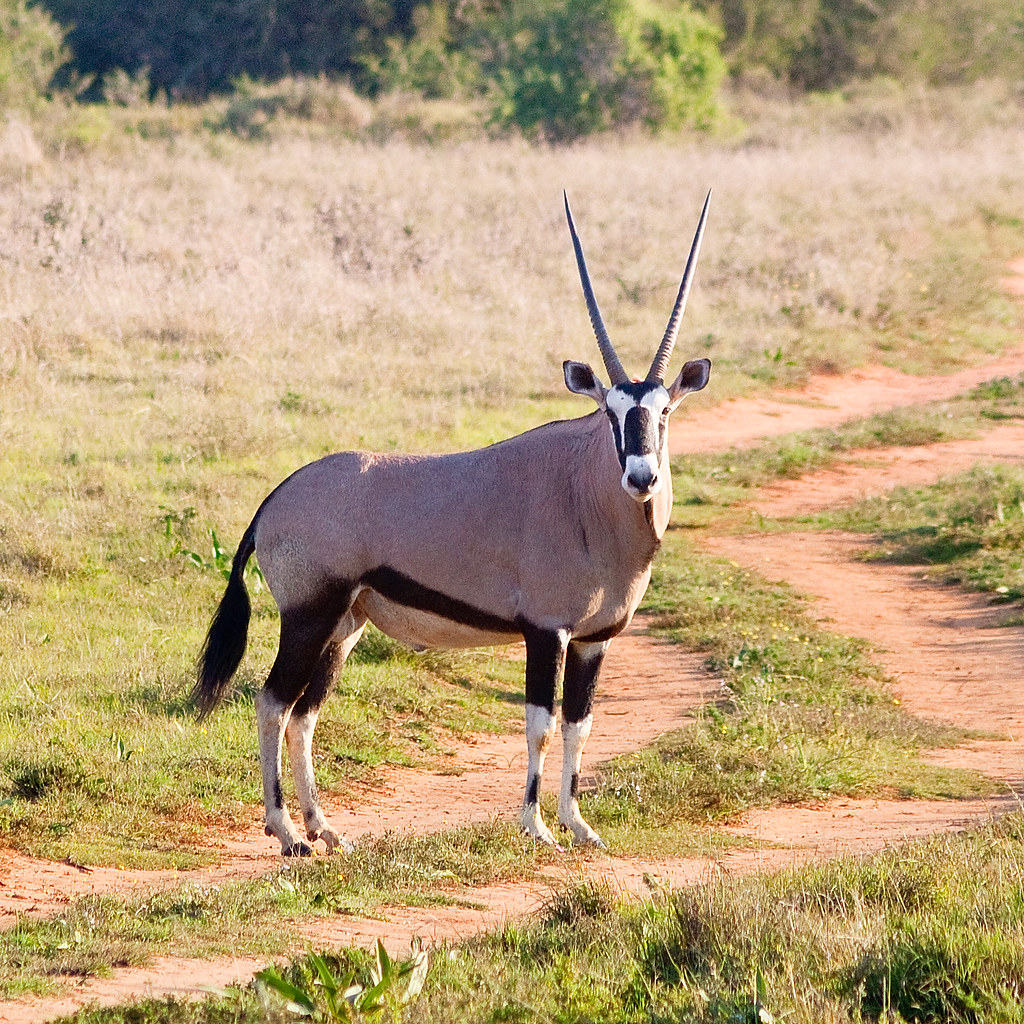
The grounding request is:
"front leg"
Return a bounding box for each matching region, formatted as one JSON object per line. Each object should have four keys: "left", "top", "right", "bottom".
{"left": 558, "top": 639, "right": 609, "bottom": 847}
{"left": 520, "top": 626, "right": 568, "bottom": 847}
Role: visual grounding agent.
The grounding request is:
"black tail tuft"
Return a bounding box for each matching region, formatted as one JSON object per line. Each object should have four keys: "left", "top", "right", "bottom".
{"left": 191, "top": 524, "right": 257, "bottom": 719}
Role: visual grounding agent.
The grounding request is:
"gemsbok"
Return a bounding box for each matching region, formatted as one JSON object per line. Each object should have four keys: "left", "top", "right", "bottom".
{"left": 193, "top": 192, "right": 712, "bottom": 856}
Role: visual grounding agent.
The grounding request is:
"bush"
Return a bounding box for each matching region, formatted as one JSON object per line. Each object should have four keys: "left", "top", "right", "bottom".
{"left": 475, "top": 0, "right": 725, "bottom": 141}
{"left": 0, "top": 0, "right": 67, "bottom": 110}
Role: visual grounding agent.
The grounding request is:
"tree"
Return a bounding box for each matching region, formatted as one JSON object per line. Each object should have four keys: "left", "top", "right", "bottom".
{"left": 474, "top": 0, "right": 726, "bottom": 141}
{"left": 0, "top": 0, "right": 67, "bottom": 109}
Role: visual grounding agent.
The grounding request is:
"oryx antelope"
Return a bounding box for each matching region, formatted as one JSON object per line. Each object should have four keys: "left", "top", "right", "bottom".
{"left": 192, "top": 192, "right": 712, "bottom": 856}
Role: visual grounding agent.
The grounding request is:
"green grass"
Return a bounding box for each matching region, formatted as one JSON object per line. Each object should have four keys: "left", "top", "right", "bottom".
{"left": 0, "top": 528, "right": 994, "bottom": 998}
{"left": 823, "top": 462, "right": 1024, "bottom": 612}
{"left": 1, "top": 89, "right": 1022, "bottom": 871}
{"left": 46, "top": 811, "right": 1024, "bottom": 1023}
{"left": 598, "top": 535, "right": 989, "bottom": 834}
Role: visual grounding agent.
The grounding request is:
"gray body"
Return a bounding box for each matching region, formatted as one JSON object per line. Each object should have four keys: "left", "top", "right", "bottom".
{"left": 257, "top": 413, "right": 664, "bottom": 648}
{"left": 193, "top": 193, "right": 712, "bottom": 855}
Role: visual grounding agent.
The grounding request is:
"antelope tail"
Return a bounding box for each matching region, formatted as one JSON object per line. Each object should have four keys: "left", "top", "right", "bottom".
{"left": 191, "top": 522, "right": 256, "bottom": 719}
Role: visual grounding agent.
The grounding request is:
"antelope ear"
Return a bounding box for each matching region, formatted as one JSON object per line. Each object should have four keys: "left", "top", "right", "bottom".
{"left": 563, "top": 360, "right": 607, "bottom": 407}
{"left": 667, "top": 358, "right": 711, "bottom": 409}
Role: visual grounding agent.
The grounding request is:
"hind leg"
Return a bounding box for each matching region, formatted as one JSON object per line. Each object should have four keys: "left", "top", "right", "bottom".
{"left": 258, "top": 590, "right": 353, "bottom": 856}
{"left": 285, "top": 610, "right": 366, "bottom": 852}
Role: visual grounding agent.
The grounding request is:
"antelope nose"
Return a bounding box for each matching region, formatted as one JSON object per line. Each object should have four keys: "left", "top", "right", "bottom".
{"left": 627, "top": 467, "right": 657, "bottom": 492}
{"left": 623, "top": 456, "right": 660, "bottom": 499}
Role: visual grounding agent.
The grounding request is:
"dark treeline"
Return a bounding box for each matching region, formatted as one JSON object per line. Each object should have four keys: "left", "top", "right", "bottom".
{"left": 35, "top": 0, "right": 1024, "bottom": 101}
{"left": 40, "top": 0, "right": 421, "bottom": 98}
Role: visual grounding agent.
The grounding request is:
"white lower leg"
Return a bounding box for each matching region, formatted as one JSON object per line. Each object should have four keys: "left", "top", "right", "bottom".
{"left": 520, "top": 703, "right": 558, "bottom": 845}
{"left": 558, "top": 714, "right": 603, "bottom": 847}
{"left": 285, "top": 710, "right": 340, "bottom": 851}
{"left": 256, "top": 690, "right": 307, "bottom": 855}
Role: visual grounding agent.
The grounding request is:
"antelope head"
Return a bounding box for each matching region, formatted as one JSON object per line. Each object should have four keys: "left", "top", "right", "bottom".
{"left": 563, "top": 192, "right": 712, "bottom": 502}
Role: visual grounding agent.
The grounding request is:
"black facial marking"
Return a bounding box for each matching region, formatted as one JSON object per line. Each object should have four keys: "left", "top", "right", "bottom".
{"left": 606, "top": 381, "right": 665, "bottom": 468}
{"left": 526, "top": 773, "right": 540, "bottom": 806}
{"left": 523, "top": 624, "right": 567, "bottom": 713}
{"left": 606, "top": 409, "right": 625, "bottom": 470}
{"left": 562, "top": 640, "right": 607, "bottom": 722}
{"left": 362, "top": 566, "right": 521, "bottom": 636}
{"left": 623, "top": 405, "right": 657, "bottom": 457}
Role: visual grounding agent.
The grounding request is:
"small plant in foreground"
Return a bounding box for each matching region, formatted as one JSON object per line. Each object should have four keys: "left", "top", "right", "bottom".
{"left": 257, "top": 942, "right": 428, "bottom": 1020}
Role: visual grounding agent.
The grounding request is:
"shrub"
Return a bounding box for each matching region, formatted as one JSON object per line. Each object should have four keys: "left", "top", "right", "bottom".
{"left": 474, "top": 0, "right": 726, "bottom": 141}
{"left": 0, "top": 0, "right": 67, "bottom": 110}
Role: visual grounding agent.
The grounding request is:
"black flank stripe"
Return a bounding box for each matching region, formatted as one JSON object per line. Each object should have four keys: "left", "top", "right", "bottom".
{"left": 362, "top": 566, "right": 520, "bottom": 635}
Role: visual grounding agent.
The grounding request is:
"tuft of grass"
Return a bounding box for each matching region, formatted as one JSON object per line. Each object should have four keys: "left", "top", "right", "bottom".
{"left": 29, "top": 813, "right": 1024, "bottom": 1022}
{"left": 0, "top": 819, "right": 557, "bottom": 1001}
{"left": 824, "top": 462, "right": 1024, "bottom": 610}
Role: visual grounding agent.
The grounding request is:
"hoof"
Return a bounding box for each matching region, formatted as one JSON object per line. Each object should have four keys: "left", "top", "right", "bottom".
{"left": 311, "top": 826, "right": 343, "bottom": 853}
{"left": 282, "top": 840, "right": 313, "bottom": 858}
{"left": 522, "top": 827, "right": 565, "bottom": 853}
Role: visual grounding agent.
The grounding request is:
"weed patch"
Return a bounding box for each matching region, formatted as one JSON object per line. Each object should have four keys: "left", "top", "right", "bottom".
{"left": 827, "top": 462, "right": 1024, "bottom": 608}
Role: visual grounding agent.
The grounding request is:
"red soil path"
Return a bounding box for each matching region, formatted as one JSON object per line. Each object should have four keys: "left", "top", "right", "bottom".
{"left": 2, "top": 263, "right": 1024, "bottom": 1023}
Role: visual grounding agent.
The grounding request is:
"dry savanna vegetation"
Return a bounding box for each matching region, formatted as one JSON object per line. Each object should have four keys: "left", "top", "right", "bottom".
{"left": 2, "top": 79, "right": 1024, "bottom": 1021}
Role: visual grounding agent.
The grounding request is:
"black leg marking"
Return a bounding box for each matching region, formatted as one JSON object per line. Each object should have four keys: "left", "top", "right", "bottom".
{"left": 563, "top": 640, "right": 608, "bottom": 723}
{"left": 522, "top": 624, "right": 567, "bottom": 713}
{"left": 292, "top": 641, "right": 345, "bottom": 718}
{"left": 272, "top": 778, "right": 284, "bottom": 809}
{"left": 570, "top": 772, "right": 579, "bottom": 800}
{"left": 526, "top": 774, "right": 540, "bottom": 806}
{"left": 265, "top": 583, "right": 355, "bottom": 709}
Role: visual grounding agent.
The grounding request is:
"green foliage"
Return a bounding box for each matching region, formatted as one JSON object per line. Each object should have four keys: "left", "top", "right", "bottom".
{"left": 0, "top": 0, "right": 67, "bottom": 109}
{"left": 705, "top": 0, "right": 1024, "bottom": 89}
{"left": 475, "top": 0, "right": 725, "bottom": 140}
{"left": 365, "top": 3, "right": 482, "bottom": 100}
{"left": 257, "top": 941, "right": 429, "bottom": 1020}
{"left": 39, "top": 0, "right": 418, "bottom": 99}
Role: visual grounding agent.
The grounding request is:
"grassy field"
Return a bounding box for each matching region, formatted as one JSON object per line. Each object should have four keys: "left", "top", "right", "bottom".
{"left": 2, "top": 82, "right": 1024, "bottom": 1018}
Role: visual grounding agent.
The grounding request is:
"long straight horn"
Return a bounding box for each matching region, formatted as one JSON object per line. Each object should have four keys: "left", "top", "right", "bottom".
{"left": 646, "top": 189, "right": 712, "bottom": 384}
{"left": 564, "top": 192, "right": 629, "bottom": 386}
